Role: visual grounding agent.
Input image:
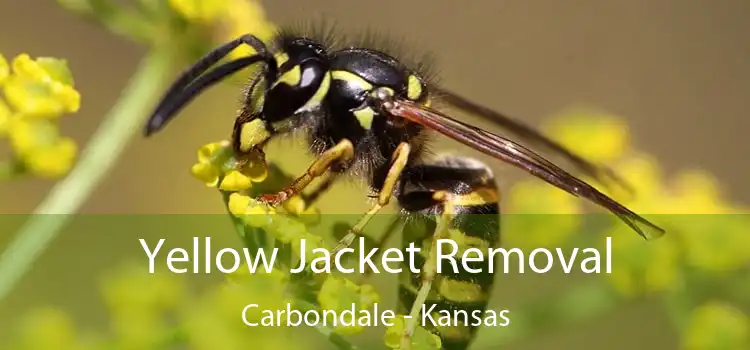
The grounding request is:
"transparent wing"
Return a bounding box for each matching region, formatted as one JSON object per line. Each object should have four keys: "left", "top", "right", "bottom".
{"left": 384, "top": 98, "right": 665, "bottom": 240}
{"left": 435, "top": 87, "right": 634, "bottom": 194}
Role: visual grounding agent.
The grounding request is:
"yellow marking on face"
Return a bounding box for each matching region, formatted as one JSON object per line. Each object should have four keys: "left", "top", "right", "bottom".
{"left": 300, "top": 72, "right": 330, "bottom": 110}
{"left": 424, "top": 97, "right": 432, "bottom": 107}
{"left": 274, "top": 52, "right": 290, "bottom": 67}
{"left": 407, "top": 75, "right": 423, "bottom": 100}
{"left": 239, "top": 119, "right": 271, "bottom": 152}
{"left": 273, "top": 65, "right": 301, "bottom": 88}
{"left": 331, "top": 70, "right": 373, "bottom": 90}
{"left": 437, "top": 279, "right": 486, "bottom": 303}
{"left": 353, "top": 107, "right": 376, "bottom": 129}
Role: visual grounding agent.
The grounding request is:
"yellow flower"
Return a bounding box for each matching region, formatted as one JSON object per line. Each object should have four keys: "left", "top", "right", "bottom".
{"left": 604, "top": 225, "right": 681, "bottom": 297}
{"left": 0, "top": 53, "right": 8, "bottom": 85}
{"left": 4, "top": 54, "right": 80, "bottom": 118}
{"left": 168, "top": 0, "right": 227, "bottom": 23}
{"left": 290, "top": 231, "right": 324, "bottom": 257}
{"left": 181, "top": 272, "right": 297, "bottom": 350}
{"left": 504, "top": 180, "right": 583, "bottom": 249}
{"left": 23, "top": 136, "right": 77, "bottom": 178}
{"left": 219, "top": 0, "right": 277, "bottom": 60}
{"left": 543, "top": 109, "right": 631, "bottom": 163}
{"left": 101, "top": 263, "right": 186, "bottom": 316}
{"left": 190, "top": 141, "right": 268, "bottom": 190}
{"left": 227, "top": 192, "right": 253, "bottom": 216}
{"left": 317, "top": 276, "right": 380, "bottom": 335}
{"left": 668, "top": 172, "right": 750, "bottom": 272}
{"left": 7, "top": 118, "right": 78, "bottom": 178}
{"left": 683, "top": 301, "right": 748, "bottom": 350}
{"left": 384, "top": 316, "right": 442, "bottom": 350}
{"left": 227, "top": 192, "right": 278, "bottom": 229}
{"left": 612, "top": 155, "right": 750, "bottom": 272}
{"left": 191, "top": 141, "right": 229, "bottom": 186}
{"left": 14, "top": 308, "right": 81, "bottom": 350}
{"left": 100, "top": 264, "right": 188, "bottom": 349}
{"left": 219, "top": 169, "right": 253, "bottom": 191}
{"left": 191, "top": 162, "right": 220, "bottom": 186}
{"left": 0, "top": 98, "right": 12, "bottom": 135}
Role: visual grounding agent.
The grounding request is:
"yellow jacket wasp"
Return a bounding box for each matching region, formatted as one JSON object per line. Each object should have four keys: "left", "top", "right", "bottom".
{"left": 144, "top": 24, "right": 665, "bottom": 350}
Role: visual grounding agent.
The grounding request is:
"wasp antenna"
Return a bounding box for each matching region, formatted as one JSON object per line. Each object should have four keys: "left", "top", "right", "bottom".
{"left": 145, "top": 56, "right": 270, "bottom": 136}
{"left": 144, "top": 34, "right": 276, "bottom": 136}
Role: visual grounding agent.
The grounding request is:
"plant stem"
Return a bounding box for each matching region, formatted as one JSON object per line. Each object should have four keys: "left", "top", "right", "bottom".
{"left": 0, "top": 49, "right": 173, "bottom": 302}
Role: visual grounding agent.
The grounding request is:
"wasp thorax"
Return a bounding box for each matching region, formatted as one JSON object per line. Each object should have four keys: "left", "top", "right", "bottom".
{"left": 262, "top": 38, "right": 331, "bottom": 123}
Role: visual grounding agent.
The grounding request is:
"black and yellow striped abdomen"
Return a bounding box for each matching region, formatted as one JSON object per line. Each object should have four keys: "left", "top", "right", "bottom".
{"left": 397, "top": 156, "right": 501, "bottom": 350}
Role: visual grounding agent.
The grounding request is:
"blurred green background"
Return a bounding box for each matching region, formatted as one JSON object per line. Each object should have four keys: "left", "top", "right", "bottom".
{"left": 0, "top": 0, "right": 749, "bottom": 349}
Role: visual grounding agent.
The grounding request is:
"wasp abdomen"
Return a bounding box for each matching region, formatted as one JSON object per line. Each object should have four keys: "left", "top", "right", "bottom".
{"left": 397, "top": 156, "right": 501, "bottom": 350}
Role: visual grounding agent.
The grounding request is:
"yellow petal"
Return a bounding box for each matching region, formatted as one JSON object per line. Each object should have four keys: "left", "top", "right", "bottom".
{"left": 18, "top": 308, "right": 78, "bottom": 349}
{"left": 614, "top": 154, "right": 663, "bottom": 195}
{"left": 197, "top": 141, "right": 227, "bottom": 163}
{"left": 0, "top": 54, "right": 8, "bottom": 85}
{"left": 4, "top": 54, "right": 79, "bottom": 117}
{"left": 544, "top": 110, "right": 631, "bottom": 163}
{"left": 3, "top": 75, "right": 79, "bottom": 118}
{"left": 24, "top": 137, "right": 78, "bottom": 178}
{"left": 7, "top": 118, "right": 60, "bottom": 156}
{"left": 670, "top": 170, "right": 724, "bottom": 214}
{"left": 223, "top": 0, "right": 277, "bottom": 60}
{"left": 271, "top": 217, "right": 309, "bottom": 244}
{"left": 12, "top": 53, "right": 51, "bottom": 81}
{"left": 168, "top": 0, "right": 227, "bottom": 23}
{"left": 684, "top": 301, "right": 749, "bottom": 350}
{"left": 227, "top": 193, "right": 252, "bottom": 216}
{"left": 0, "top": 99, "right": 12, "bottom": 135}
{"left": 190, "top": 162, "right": 219, "bottom": 186}
{"left": 282, "top": 195, "right": 306, "bottom": 215}
{"left": 219, "top": 170, "right": 253, "bottom": 191}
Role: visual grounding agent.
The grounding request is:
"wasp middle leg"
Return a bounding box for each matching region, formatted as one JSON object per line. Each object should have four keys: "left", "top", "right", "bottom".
{"left": 396, "top": 156, "right": 501, "bottom": 350}
{"left": 329, "top": 142, "right": 412, "bottom": 254}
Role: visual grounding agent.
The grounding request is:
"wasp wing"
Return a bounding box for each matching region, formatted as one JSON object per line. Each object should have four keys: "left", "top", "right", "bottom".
{"left": 434, "top": 87, "right": 633, "bottom": 194}
{"left": 384, "top": 98, "right": 665, "bottom": 240}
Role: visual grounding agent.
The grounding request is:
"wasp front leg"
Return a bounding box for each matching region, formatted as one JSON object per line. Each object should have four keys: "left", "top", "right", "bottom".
{"left": 396, "top": 156, "right": 501, "bottom": 350}
{"left": 256, "top": 139, "right": 355, "bottom": 206}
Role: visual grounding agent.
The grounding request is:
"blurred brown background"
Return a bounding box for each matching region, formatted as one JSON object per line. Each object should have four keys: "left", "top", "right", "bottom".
{"left": 0, "top": 0, "right": 748, "bottom": 349}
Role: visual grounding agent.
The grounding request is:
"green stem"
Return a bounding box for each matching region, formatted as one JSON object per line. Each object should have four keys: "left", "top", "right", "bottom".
{"left": 0, "top": 49, "right": 173, "bottom": 302}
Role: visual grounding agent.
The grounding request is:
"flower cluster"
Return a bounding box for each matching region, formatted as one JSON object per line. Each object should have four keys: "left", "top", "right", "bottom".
{"left": 188, "top": 138, "right": 442, "bottom": 348}
{"left": 12, "top": 2, "right": 742, "bottom": 350}
{"left": 0, "top": 53, "right": 80, "bottom": 179}
{"left": 502, "top": 108, "right": 750, "bottom": 349}
{"left": 169, "top": 0, "right": 278, "bottom": 58}
{"left": 5, "top": 263, "right": 308, "bottom": 350}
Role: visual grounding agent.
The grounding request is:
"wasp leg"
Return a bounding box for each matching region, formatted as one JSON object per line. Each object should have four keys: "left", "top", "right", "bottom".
{"left": 330, "top": 142, "right": 411, "bottom": 255}
{"left": 358, "top": 216, "right": 403, "bottom": 282}
{"left": 258, "top": 139, "right": 355, "bottom": 206}
{"left": 301, "top": 172, "right": 341, "bottom": 208}
{"left": 401, "top": 197, "right": 455, "bottom": 350}
{"left": 397, "top": 156, "right": 501, "bottom": 350}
